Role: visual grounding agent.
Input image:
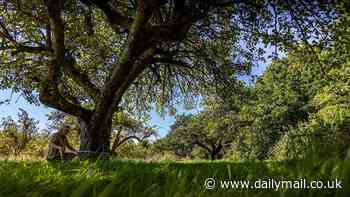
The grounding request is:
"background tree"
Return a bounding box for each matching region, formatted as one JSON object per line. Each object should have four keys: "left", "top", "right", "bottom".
{"left": 0, "top": 108, "right": 39, "bottom": 156}
{"left": 111, "top": 111, "right": 156, "bottom": 154}
{"left": 237, "top": 9, "right": 350, "bottom": 159}
{"left": 272, "top": 11, "right": 350, "bottom": 159}
{"left": 163, "top": 97, "right": 245, "bottom": 160}
{"left": 0, "top": 0, "right": 338, "bottom": 156}
{"left": 160, "top": 114, "right": 195, "bottom": 158}
{"left": 239, "top": 57, "right": 314, "bottom": 160}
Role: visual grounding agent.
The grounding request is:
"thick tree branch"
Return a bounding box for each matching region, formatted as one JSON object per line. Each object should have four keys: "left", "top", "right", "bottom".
{"left": 81, "top": 0, "right": 132, "bottom": 33}
{"left": 151, "top": 57, "right": 193, "bottom": 68}
{"left": 94, "top": 48, "right": 155, "bottom": 127}
{"left": 111, "top": 128, "right": 153, "bottom": 152}
{"left": 192, "top": 134, "right": 212, "bottom": 154}
{"left": 40, "top": 89, "right": 92, "bottom": 120}
{"left": 112, "top": 136, "right": 140, "bottom": 152}
{"left": 0, "top": 45, "right": 48, "bottom": 54}
{"left": 0, "top": 19, "right": 49, "bottom": 54}
{"left": 39, "top": 0, "right": 92, "bottom": 120}
{"left": 195, "top": 140, "right": 212, "bottom": 155}
{"left": 62, "top": 56, "right": 101, "bottom": 102}
{"left": 91, "top": 1, "right": 161, "bottom": 128}
{"left": 46, "top": 0, "right": 64, "bottom": 78}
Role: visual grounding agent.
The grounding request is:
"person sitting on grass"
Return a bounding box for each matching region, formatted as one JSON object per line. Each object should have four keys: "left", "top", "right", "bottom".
{"left": 46, "top": 125, "right": 78, "bottom": 161}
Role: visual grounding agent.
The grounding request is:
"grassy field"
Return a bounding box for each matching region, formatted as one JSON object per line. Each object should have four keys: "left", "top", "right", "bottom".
{"left": 0, "top": 159, "right": 349, "bottom": 197}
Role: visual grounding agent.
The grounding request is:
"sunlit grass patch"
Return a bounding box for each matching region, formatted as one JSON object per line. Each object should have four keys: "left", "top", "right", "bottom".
{"left": 0, "top": 159, "right": 349, "bottom": 197}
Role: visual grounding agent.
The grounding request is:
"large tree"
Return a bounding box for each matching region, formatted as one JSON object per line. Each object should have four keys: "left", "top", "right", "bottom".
{"left": 0, "top": 0, "right": 338, "bottom": 156}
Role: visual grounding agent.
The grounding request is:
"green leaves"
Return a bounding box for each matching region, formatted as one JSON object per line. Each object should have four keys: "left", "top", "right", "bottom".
{"left": 238, "top": 9, "right": 350, "bottom": 159}
{"left": 0, "top": 108, "right": 40, "bottom": 156}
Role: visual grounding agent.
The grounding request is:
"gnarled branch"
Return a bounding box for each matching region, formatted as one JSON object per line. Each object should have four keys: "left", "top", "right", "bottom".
{"left": 81, "top": 0, "right": 132, "bottom": 33}
{"left": 39, "top": 0, "right": 92, "bottom": 120}
{"left": 62, "top": 56, "right": 101, "bottom": 102}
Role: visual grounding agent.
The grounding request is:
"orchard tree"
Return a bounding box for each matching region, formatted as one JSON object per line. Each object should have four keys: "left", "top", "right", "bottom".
{"left": 0, "top": 0, "right": 338, "bottom": 156}
{"left": 0, "top": 108, "right": 39, "bottom": 156}
{"left": 161, "top": 114, "right": 195, "bottom": 158}
{"left": 165, "top": 97, "right": 246, "bottom": 160}
{"left": 273, "top": 12, "right": 350, "bottom": 159}
{"left": 46, "top": 110, "right": 156, "bottom": 154}
{"left": 238, "top": 9, "right": 350, "bottom": 159}
{"left": 111, "top": 111, "right": 156, "bottom": 153}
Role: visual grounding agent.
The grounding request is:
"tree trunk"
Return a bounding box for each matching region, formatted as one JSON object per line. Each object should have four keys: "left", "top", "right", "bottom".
{"left": 257, "top": 143, "right": 272, "bottom": 161}
{"left": 78, "top": 117, "right": 112, "bottom": 159}
{"left": 210, "top": 144, "right": 223, "bottom": 160}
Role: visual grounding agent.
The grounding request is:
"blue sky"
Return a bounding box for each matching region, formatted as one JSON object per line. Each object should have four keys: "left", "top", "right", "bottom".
{"left": 0, "top": 51, "right": 272, "bottom": 137}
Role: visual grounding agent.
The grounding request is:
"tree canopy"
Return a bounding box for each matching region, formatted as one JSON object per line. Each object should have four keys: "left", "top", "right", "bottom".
{"left": 0, "top": 0, "right": 342, "bottom": 154}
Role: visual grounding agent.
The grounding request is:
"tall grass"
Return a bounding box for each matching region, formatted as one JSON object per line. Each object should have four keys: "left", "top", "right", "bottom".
{"left": 0, "top": 159, "right": 349, "bottom": 197}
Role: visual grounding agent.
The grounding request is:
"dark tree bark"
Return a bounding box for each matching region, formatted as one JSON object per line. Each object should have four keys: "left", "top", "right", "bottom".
{"left": 79, "top": 118, "right": 112, "bottom": 159}
{"left": 193, "top": 136, "right": 224, "bottom": 160}
{"left": 210, "top": 144, "right": 223, "bottom": 160}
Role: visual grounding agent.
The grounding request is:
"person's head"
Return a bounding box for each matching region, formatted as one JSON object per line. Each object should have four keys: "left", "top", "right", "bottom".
{"left": 59, "top": 125, "right": 70, "bottom": 136}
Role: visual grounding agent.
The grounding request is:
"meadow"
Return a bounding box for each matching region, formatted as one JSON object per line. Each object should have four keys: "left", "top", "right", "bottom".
{"left": 0, "top": 159, "right": 349, "bottom": 197}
